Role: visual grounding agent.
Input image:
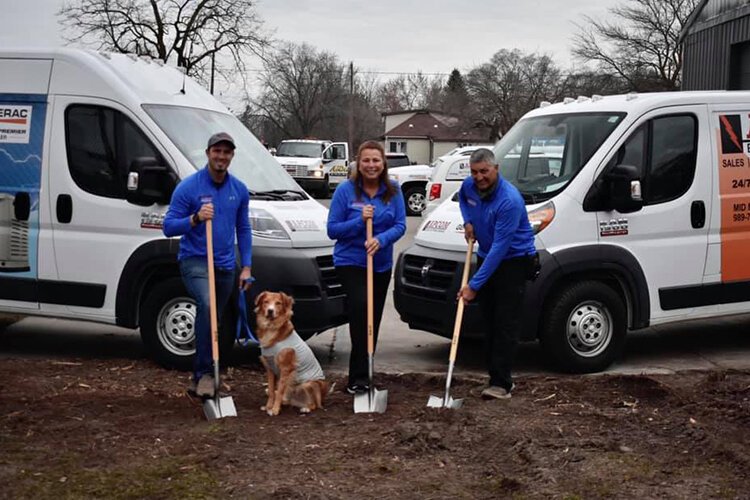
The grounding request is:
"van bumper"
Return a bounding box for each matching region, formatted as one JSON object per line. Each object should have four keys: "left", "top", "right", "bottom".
{"left": 393, "top": 244, "right": 557, "bottom": 341}
{"left": 248, "top": 245, "right": 347, "bottom": 338}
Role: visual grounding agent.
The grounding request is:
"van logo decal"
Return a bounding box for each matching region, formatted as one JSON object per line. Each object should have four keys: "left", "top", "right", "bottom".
{"left": 600, "top": 218, "right": 628, "bottom": 237}
{"left": 141, "top": 212, "right": 165, "bottom": 230}
{"left": 285, "top": 219, "right": 319, "bottom": 232}
{"left": 0, "top": 105, "right": 32, "bottom": 144}
{"left": 423, "top": 220, "right": 450, "bottom": 232}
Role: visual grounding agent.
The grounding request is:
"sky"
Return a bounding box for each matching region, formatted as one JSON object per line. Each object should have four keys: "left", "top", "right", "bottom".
{"left": 1, "top": 0, "right": 622, "bottom": 107}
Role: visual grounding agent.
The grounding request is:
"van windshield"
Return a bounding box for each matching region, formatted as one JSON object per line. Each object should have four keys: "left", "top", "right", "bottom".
{"left": 494, "top": 112, "right": 625, "bottom": 203}
{"left": 276, "top": 142, "right": 324, "bottom": 158}
{"left": 144, "top": 105, "right": 303, "bottom": 196}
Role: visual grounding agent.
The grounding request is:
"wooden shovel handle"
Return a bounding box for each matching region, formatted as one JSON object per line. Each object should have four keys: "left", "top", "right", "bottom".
{"left": 449, "top": 238, "right": 474, "bottom": 363}
{"left": 206, "top": 219, "right": 219, "bottom": 363}
{"left": 366, "top": 218, "right": 374, "bottom": 355}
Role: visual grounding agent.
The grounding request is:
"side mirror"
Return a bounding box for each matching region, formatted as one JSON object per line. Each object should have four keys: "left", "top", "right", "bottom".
{"left": 13, "top": 192, "right": 31, "bottom": 221}
{"left": 126, "top": 157, "right": 178, "bottom": 206}
{"left": 605, "top": 164, "right": 643, "bottom": 213}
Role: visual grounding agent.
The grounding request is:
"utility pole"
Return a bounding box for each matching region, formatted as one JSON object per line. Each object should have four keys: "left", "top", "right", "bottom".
{"left": 348, "top": 61, "right": 354, "bottom": 155}
{"left": 210, "top": 52, "right": 216, "bottom": 95}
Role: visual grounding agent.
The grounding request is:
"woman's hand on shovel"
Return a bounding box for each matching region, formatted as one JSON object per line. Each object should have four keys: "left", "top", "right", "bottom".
{"left": 365, "top": 237, "right": 381, "bottom": 256}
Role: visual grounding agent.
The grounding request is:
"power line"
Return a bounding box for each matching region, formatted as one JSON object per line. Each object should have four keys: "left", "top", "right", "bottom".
{"left": 235, "top": 67, "right": 451, "bottom": 77}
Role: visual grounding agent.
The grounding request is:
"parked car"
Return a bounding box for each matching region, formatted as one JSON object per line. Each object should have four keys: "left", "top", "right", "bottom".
{"left": 388, "top": 164, "right": 432, "bottom": 216}
{"left": 395, "top": 91, "right": 750, "bottom": 373}
{"left": 386, "top": 152, "right": 411, "bottom": 167}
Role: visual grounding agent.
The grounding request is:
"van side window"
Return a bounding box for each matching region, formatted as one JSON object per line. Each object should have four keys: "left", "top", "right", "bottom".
{"left": 647, "top": 115, "right": 697, "bottom": 204}
{"left": 65, "top": 105, "right": 163, "bottom": 199}
{"left": 607, "top": 114, "right": 697, "bottom": 205}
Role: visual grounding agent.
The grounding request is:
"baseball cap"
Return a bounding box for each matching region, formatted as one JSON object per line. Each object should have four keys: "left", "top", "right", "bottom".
{"left": 207, "top": 132, "right": 236, "bottom": 150}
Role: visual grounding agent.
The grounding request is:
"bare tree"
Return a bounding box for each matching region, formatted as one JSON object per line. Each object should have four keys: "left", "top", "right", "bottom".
{"left": 58, "top": 0, "right": 269, "bottom": 84}
{"left": 376, "top": 72, "right": 445, "bottom": 113}
{"left": 572, "top": 0, "right": 700, "bottom": 91}
{"left": 466, "top": 49, "right": 563, "bottom": 138}
{"left": 253, "top": 43, "right": 347, "bottom": 140}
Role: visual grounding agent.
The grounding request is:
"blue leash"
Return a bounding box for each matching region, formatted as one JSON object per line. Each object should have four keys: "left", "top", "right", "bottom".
{"left": 236, "top": 287, "right": 259, "bottom": 346}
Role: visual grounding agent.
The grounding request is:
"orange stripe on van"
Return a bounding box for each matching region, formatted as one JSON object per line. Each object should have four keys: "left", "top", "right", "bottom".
{"left": 717, "top": 124, "right": 750, "bottom": 282}
{"left": 0, "top": 118, "right": 27, "bottom": 125}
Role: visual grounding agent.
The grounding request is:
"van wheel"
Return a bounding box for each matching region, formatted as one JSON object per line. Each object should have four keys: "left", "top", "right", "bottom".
{"left": 140, "top": 277, "right": 235, "bottom": 370}
{"left": 540, "top": 281, "right": 626, "bottom": 373}
{"left": 404, "top": 185, "right": 426, "bottom": 216}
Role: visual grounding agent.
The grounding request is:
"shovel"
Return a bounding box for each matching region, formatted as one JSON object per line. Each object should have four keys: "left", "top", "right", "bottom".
{"left": 427, "top": 238, "right": 474, "bottom": 409}
{"left": 203, "top": 218, "right": 237, "bottom": 420}
{"left": 354, "top": 218, "right": 388, "bottom": 414}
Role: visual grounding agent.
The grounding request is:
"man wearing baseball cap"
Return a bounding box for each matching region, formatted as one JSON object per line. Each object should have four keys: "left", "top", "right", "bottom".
{"left": 163, "top": 132, "right": 253, "bottom": 398}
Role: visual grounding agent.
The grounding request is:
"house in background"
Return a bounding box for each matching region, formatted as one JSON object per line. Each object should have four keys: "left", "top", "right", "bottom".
{"left": 681, "top": 0, "right": 750, "bottom": 90}
{"left": 382, "top": 110, "right": 494, "bottom": 165}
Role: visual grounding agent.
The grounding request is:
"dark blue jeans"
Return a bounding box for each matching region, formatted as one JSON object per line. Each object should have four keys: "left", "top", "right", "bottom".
{"left": 179, "top": 257, "right": 236, "bottom": 381}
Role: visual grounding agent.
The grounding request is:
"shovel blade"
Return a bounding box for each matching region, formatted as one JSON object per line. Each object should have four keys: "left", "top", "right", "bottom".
{"left": 427, "top": 394, "right": 463, "bottom": 409}
{"left": 353, "top": 388, "right": 388, "bottom": 413}
{"left": 203, "top": 395, "right": 237, "bottom": 420}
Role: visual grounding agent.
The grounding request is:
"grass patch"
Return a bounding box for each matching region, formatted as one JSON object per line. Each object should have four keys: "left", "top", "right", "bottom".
{"left": 9, "top": 454, "right": 217, "bottom": 500}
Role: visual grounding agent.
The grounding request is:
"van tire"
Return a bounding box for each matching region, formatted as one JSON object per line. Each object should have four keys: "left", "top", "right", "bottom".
{"left": 540, "top": 280, "right": 626, "bottom": 373}
{"left": 140, "top": 277, "right": 235, "bottom": 371}
{"left": 403, "top": 185, "right": 426, "bottom": 216}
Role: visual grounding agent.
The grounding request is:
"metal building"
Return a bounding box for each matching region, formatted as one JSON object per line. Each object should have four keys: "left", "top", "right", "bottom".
{"left": 681, "top": 0, "right": 750, "bottom": 90}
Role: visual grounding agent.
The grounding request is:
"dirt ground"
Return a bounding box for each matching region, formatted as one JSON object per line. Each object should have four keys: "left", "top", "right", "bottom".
{"left": 1, "top": 351, "right": 749, "bottom": 500}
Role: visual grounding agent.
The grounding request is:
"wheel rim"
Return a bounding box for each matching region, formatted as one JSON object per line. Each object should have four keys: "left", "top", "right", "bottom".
{"left": 408, "top": 192, "right": 426, "bottom": 213}
{"left": 565, "top": 300, "right": 613, "bottom": 358}
{"left": 157, "top": 297, "right": 197, "bottom": 357}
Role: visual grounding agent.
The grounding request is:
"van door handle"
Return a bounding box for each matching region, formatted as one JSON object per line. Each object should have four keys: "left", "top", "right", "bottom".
{"left": 57, "top": 194, "right": 73, "bottom": 223}
{"left": 691, "top": 200, "right": 705, "bottom": 229}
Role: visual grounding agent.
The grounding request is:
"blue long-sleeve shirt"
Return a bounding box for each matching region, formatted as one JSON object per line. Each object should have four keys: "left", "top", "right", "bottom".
{"left": 458, "top": 176, "right": 535, "bottom": 291}
{"left": 327, "top": 179, "right": 406, "bottom": 272}
{"left": 163, "top": 167, "right": 252, "bottom": 270}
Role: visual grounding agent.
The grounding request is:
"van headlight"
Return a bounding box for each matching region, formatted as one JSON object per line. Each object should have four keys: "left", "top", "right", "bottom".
{"left": 249, "top": 208, "right": 290, "bottom": 240}
{"left": 528, "top": 201, "right": 555, "bottom": 234}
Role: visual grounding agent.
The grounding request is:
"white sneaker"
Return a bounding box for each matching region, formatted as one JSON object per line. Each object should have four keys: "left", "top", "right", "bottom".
{"left": 481, "top": 385, "right": 512, "bottom": 400}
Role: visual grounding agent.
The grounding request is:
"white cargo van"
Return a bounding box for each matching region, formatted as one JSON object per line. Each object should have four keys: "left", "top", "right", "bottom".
{"left": 0, "top": 49, "right": 346, "bottom": 369}
{"left": 274, "top": 139, "right": 349, "bottom": 197}
{"left": 395, "top": 91, "right": 750, "bottom": 373}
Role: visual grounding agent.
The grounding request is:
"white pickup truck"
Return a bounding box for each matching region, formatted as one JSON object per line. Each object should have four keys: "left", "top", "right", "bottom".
{"left": 274, "top": 139, "right": 349, "bottom": 197}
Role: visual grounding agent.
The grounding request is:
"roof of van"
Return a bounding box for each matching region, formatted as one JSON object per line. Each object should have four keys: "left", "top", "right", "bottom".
{"left": 279, "top": 139, "right": 331, "bottom": 144}
{"left": 525, "top": 91, "right": 750, "bottom": 119}
{"left": 0, "top": 47, "right": 226, "bottom": 113}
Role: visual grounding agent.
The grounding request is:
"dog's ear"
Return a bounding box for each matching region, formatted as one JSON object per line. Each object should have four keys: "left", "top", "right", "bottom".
{"left": 255, "top": 291, "right": 268, "bottom": 307}
{"left": 282, "top": 292, "right": 294, "bottom": 310}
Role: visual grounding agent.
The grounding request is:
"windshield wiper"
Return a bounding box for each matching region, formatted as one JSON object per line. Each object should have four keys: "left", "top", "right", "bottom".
{"left": 520, "top": 192, "right": 539, "bottom": 204}
{"left": 248, "top": 189, "right": 285, "bottom": 201}
{"left": 251, "top": 189, "right": 308, "bottom": 201}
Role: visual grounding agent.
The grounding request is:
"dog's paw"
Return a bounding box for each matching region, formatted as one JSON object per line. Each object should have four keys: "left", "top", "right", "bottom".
{"left": 299, "top": 407, "right": 311, "bottom": 414}
{"left": 260, "top": 405, "right": 267, "bottom": 411}
{"left": 267, "top": 407, "right": 280, "bottom": 416}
